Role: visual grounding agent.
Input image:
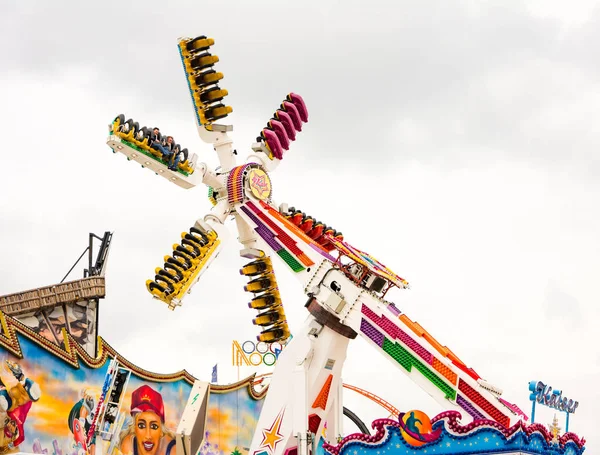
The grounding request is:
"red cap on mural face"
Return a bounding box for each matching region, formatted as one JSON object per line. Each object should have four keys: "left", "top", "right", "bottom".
{"left": 130, "top": 385, "right": 165, "bottom": 423}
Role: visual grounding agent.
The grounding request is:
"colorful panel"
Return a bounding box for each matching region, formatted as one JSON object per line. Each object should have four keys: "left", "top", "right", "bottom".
{"left": 361, "top": 305, "right": 433, "bottom": 365}
{"left": 359, "top": 314, "right": 456, "bottom": 401}
{"left": 386, "top": 303, "right": 401, "bottom": 317}
{"left": 431, "top": 358, "right": 457, "bottom": 385}
{"left": 246, "top": 202, "right": 314, "bottom": 267}
{"left": 276, "top": 250, "right": 304, "bottom": 273}
{"left": 456, "top": 394, "right": 485, "bottom": 421}
{"left": 228, "top": 164, "right": 251, "bottom": 204}
{"left": 360, "top": 319, "right": 384, "bottom": 347}
{"left": 498, "top": 397, "right": 529, "bottom": 420}
{"left": 398, "top": 314, "right": 480, "bottom": 382}
{"left": 311, "top": 375, "right": 333, "bottom": 410}
{"left": 240, "top": 206, "right": 283, "bottom": 250}
{"left": 382, "top": 338, "right": 456, "bottom": 400}
{"left": 458, "top": 379, "right": 510, "bottom": 428}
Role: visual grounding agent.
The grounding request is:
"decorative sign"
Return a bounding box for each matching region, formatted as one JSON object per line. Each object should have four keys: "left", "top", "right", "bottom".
{"left": 232, "top": 340, "right": 285, "bottom": 367}
{"left": 528, "top": 380, "right": 579, "bottom": 414}
{"left": 247, "top": 168, "right": 272, "bottom": 200}
{"left": 398, "top": 410, "right": 442, "bottom": 447}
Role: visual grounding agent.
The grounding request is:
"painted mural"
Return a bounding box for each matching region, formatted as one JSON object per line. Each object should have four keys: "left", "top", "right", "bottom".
{"left": 199, "top": 384, "right": 265, "bottom": 455}
{"left": 0, "top": 311, "right": 266, "bottom": 455}
{"left": 16, "top": 299, "right": 98, "bottom": 356}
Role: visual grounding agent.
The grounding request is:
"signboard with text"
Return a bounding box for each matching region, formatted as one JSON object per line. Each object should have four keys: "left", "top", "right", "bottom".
{"left": 528, "top": 380, "right": 579, "bottom": 414}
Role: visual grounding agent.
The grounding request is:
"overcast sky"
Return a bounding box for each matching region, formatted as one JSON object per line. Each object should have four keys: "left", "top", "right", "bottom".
{"left": 1, "top": 0, "right": 599, "bottom": 450}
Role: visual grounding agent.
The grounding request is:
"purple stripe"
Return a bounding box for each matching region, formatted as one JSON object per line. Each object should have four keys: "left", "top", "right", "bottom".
{"left": 387, "top": 303, "right": 401, "bottom": 317}
{"left": 310, "top": 243, "right": 337, "bottom": 262}
{"left": 240, "top": 205, "right": 260, "bottom": 223}
{"left": 240, "top": 206, "right": 283, "bottom": 251}
{"left": 256, "top": 228, "right": 282, "bottom": 251}
{"left": 360, "top": 319, "right": 384, "bottom": 347}
{"left": 457, "top": 394, "right": 485, "bottom": 421}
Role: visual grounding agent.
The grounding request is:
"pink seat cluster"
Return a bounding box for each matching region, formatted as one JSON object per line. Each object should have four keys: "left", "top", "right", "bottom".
{"left": 258, "top": 93, "right": 308, "bottom": 160}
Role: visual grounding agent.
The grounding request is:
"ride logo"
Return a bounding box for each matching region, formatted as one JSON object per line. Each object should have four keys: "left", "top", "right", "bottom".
{"left": 232, "top": 340, "right": 285, "bottom": 367}
{"left": 528, "top": 380, "right": 579, "bottom": 414}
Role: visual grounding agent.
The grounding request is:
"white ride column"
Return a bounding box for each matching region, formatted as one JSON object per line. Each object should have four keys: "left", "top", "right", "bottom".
{"left": 248, "top": 314, "right": 353, "bottom": 455}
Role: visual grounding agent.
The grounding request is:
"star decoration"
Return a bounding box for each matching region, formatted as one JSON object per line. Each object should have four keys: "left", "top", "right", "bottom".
{"left": 252, "top": 174, "right": 267, "bottom": 188}
{"left": 259, "top": 409, "right": 285, "bottom": 452}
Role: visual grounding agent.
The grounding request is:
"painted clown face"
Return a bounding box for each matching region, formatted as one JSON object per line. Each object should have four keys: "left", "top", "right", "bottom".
{"left": 134, "top": 411, "right": 162, "bottom": 455}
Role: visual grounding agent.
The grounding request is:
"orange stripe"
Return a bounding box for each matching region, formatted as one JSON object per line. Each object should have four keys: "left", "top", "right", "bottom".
{"left": 432, "top": 358, "right": 457, "bottom": 385}
{"left": 230, "top": 166, "right": 242, "bottom": 202}
{"left": 297, "top": 253, "right": 313, "bottom": 267}
{"left": 399, "top": 314, "right": 420, "bottom": 335}
{"left": 424, "top": 335, "right": 448, "bottom": 358}
{"left": 399, "top": 314, "right": 470, "bottom": 369}
{"left": 312, "top": 374, "right": 333, "bottom": 410}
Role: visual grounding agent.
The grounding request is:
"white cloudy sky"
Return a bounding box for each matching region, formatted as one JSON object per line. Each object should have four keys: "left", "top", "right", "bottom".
{"left": 1, "top": 0, "right": 599, "bottom": 449}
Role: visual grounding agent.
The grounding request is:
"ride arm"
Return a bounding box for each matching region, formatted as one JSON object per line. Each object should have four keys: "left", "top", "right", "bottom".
{"left": 308, "top": 266, "right": 519, "bottom": 428}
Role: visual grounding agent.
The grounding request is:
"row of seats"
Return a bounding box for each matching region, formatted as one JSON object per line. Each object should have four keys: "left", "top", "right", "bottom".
{"left": 258, "top": 93, "right": 309, "bottom": 160}
{"left": 146, "top": 226, "right": 219, "bottom": 308}
{"left": 111, "top": 114, "right": 194, "bottom": 174}
{"left": 240, "top": 253, "right": 290, "bottom": 343}
{"left": 179, "top": 36, "right": 233, "bottom": 125}
{"left": 283, "top": 206, "right": 343, "bottom": 252}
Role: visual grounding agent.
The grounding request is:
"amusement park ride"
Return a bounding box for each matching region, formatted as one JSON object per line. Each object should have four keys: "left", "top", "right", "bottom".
{"left": 105, "top": 34, "right": 584, "bottom": 455}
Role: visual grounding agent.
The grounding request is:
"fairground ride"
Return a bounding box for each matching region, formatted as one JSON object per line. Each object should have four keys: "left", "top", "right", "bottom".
{"left": 106, "top": 34, "right": 582, "bottom": 455}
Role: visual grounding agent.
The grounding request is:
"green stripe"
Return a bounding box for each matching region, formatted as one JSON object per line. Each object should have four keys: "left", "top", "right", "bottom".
{"left": 383, "top": 338, "right": 456, "bottom": 400}
{"left": 277, "top": 249, "right": 304, "bottom": 272}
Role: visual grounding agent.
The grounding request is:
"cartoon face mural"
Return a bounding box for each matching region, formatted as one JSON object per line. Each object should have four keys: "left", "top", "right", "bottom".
{"left": 118, "top": 385, "right": 176, "bottom": 455}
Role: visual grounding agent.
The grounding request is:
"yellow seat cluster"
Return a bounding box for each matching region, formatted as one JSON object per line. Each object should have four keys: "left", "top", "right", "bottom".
{"left": 178, "top": 36, "right": 233, "bottom": 128}
{"left": 240, "top": 252, "right": 290, "bottom": 343}
{"left": 146, "top": 225, "right": 220, "bottom": 309}
{"left": 110, "top": 115, "right": 195, "bottom": 174}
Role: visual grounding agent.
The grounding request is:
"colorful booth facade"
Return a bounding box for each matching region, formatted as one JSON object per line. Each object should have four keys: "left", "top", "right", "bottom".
{"left": 322, "top": 411, "right": 586, "bottom": 455}
{"left": 0, "top": 312, "right": 265, "bottom": 455}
